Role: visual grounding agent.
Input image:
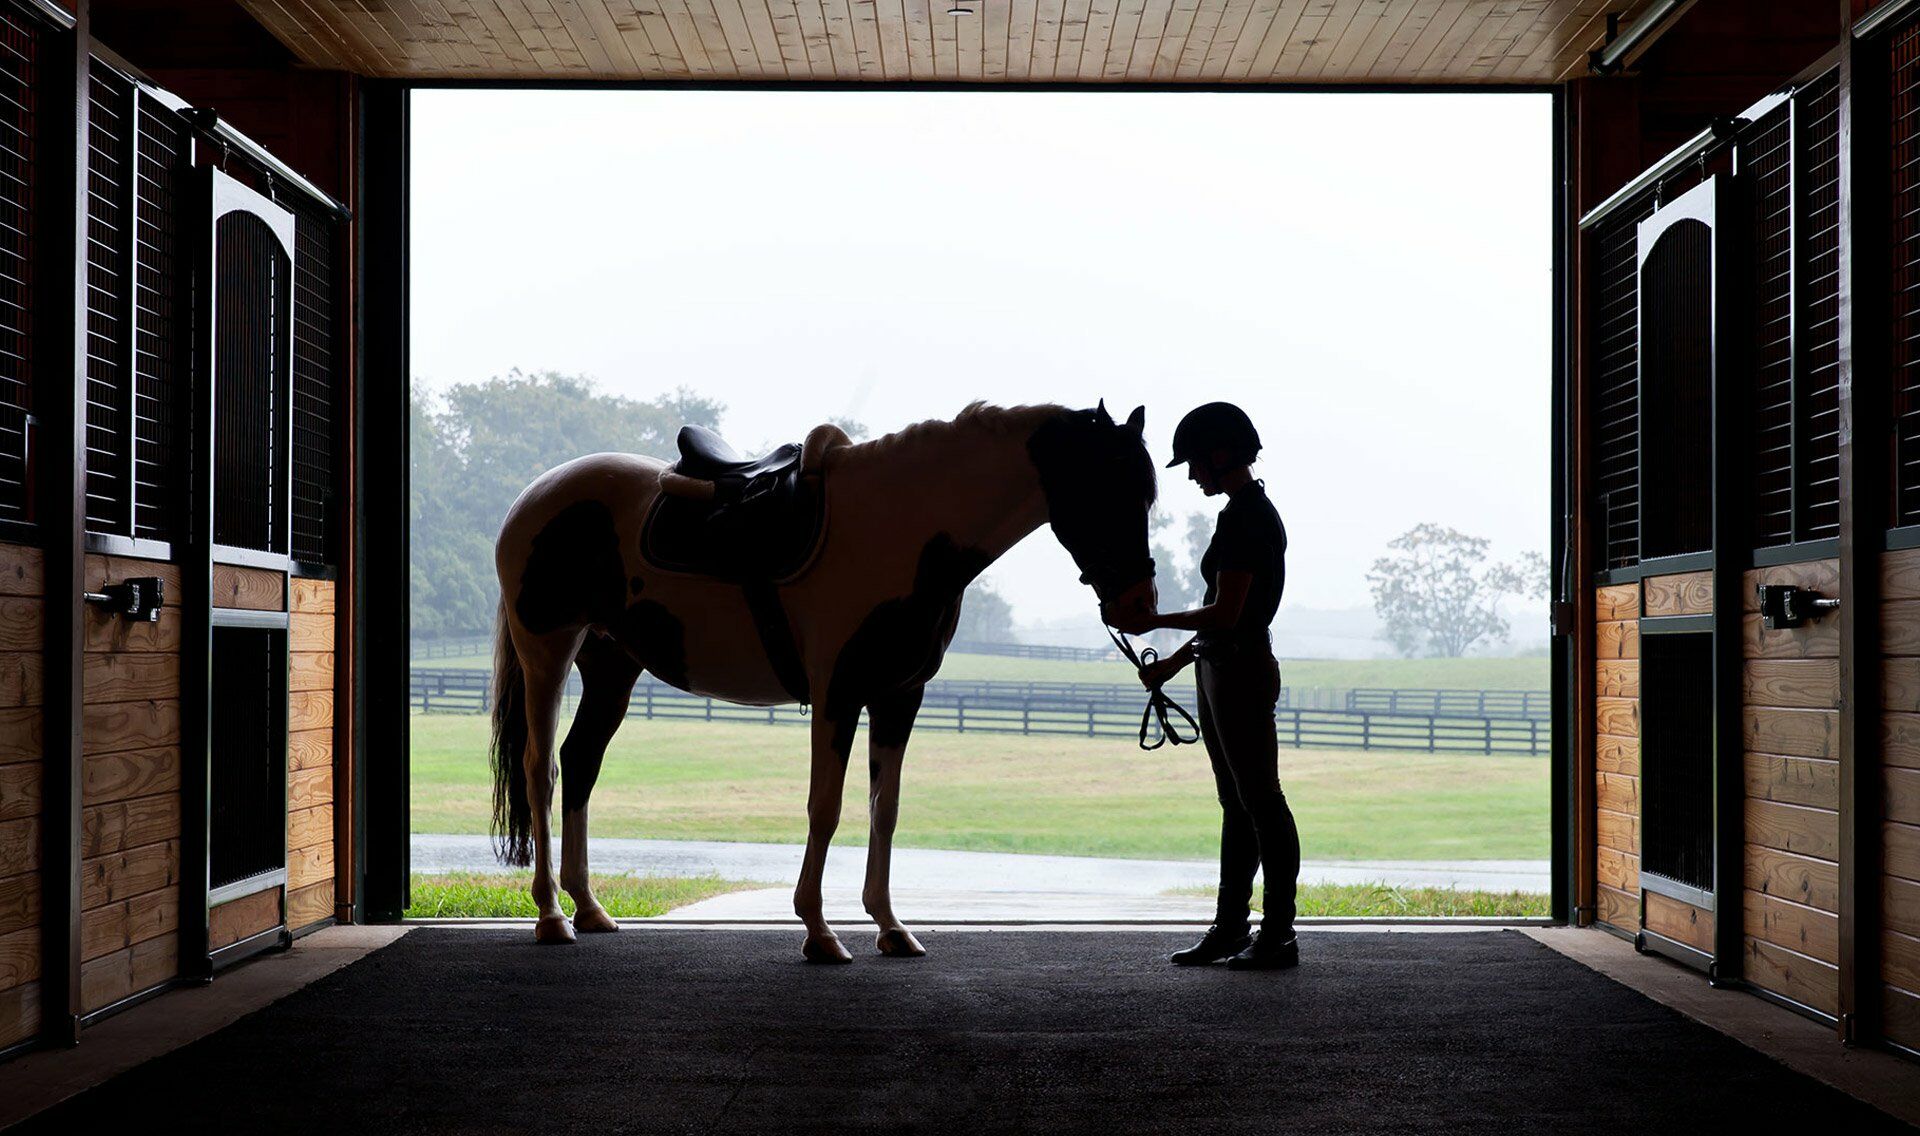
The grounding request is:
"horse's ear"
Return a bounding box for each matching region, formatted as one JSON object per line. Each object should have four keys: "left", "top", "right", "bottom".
{"left": 1095, "top": 399, "right": 1113, "bottom": 425}
{"left": 1125, "top": 405, "right": 1145, "bottom": 435}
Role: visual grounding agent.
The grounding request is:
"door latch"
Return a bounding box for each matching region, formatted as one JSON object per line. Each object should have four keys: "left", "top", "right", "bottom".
{"left": 1755, "top": 583, "right": 1838, "bottom": 630}
{"left": 84, "top": 576, "right": 165, "bottom": 622}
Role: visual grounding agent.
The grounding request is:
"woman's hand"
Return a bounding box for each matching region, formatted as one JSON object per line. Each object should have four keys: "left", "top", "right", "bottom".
{"left": 1138, "top": 655, "right": 1186, "bottom": 690}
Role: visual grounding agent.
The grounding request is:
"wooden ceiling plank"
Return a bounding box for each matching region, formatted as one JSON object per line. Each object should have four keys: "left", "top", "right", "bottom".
{"left": 681, "top": 0, "right": 745, "bottom": 78}
{"left": 981, "top": 0, "right": 1012, "bottom": 79}
{"left": 1198, "top": 0, "right": 1257, "bottom": 79}
{"left": 1173, "top": 0, "right": 1225, "bottom": 78}
{"left": 1147, "top": 0, "right": 1197, "bottom": 79}
{"left": 1235, "top": 0, "right": 1308, "bottom": 81}
{"left": 1422, "top": 1, "right": 1516, "bottom": 80}
{"left": 1075, "top": 0, "right": 1118, "bottom": 82}
{"left": 1268, "top": 0, "right": 1334, "bottom": 79}
{"left": 1220, "top": 0, "right": 1280, "bottom": 79}
{"left": 1053, "top": 0, "right": 1091, "bottom": 80}
{"left": 1027, "top": 0, "right": 1065, "bottom": 79}
{"left": 604, "top": 1, "right": 675, "bottom": 75}
{"left": 873, "top": 0, "right": 910, "bottom": 78}
{"left": 487, "top": 0, "right": 567, "bottom": 72}
{"left": 1102, "top": 0, "right": 1148, "bottom": 79}
{"left": 1465, "top": 0, "right": 1549, "bottom": 79}
{"left": 344, "top": 0, "right": 432, "bottom": 73}
{"left": 241, "top": 1, "right": 357, "bottom": 70}
{"left": 1304, "top": 0, "right": 1369, "bottom": 80}
{"left": 1124, "top": 0, "right": 1172, "bottom": 80}
{"left": 545, "top": 1, "right": 629, "bottom": 75}
{"left": 736, "top": 0, "right": 790, "bottom": 76}
{"left": 954, "top": 2, "right": 983, "bottom": 78}
{"left": 410, "top": 0, "right": 500, "bottom": 73}
{"left": 703, "top": 0, "right": 767, "bottom": 77}
{"left": 450, "top": 0, "right": 545, "bottom": 73}
{"left": 1403, "top": 0, "right": 1483, "bottom": 78}
{"left": 519, "top": 0, "right": 593, "bottom": 71}
{"left": 622, "top": 0, "right": 695, "bottom": 74}
{"left": 791, "top": 0, "right": 837, "bottom": 76}
{"left": 661, "top": 0, "right": 727, "bottom": 76}
{"left": 842, "top": 0, "right": 885, "bottom": 79}
{"left": 1368, "top": 0, "right": 1441, "bottom": 75}
{"left": 572, "top": 0, "right": 644, "bottom": 73}
{"left": 1545, "top": 4, "right": 1614, "bottom": 83}
{"left": 766, "top": 0, "right": 813, "bottom": 77}
{"left": 900, "top": 0, "right": 935, "bottom": 79}
{"left": 1487, "top": 0, "right": 1571, "bottom": 78}
{"left": 1341, "top": 0, "right": 1419, "bottom": 79}
{"left": 1004, "top": 0, "right": 1037, "bottom": 79}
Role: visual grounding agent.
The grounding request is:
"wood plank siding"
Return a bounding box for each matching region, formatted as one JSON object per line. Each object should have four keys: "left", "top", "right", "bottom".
{"left": 1886, "top": 550, "right": 1920, "bottom": 1045}
{"left": 287, "top": 578, "right": 336, "bottom": 933}
{"left": 0, "top": 545, "right": 41, "bottom": 1048}
{"left": 1743, "top": 561, "right": 1840, "bottom": 1017}
{"left": 238, "top": 0, "right": 1625, "bottom": 83}
{"left": 79, "top": 555, "right": 181, "bottom": 1014}
{"left": 1595, "top": 583, "right": 1639, "bottom": 935}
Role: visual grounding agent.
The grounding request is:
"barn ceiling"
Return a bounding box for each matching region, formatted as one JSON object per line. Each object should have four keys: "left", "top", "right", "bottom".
{"left": 235, "top": 0, "right": 1642, "bottom": 84}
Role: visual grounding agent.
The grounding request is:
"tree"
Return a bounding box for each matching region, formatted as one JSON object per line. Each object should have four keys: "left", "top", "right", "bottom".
{"left": 410, "top": 370, "right": 724, "bottom": 638}
{"left": 955, "top": 579, "right": 1015, "bottom": 642}
{"left": 1365, "top": 524, "right": 1548, "bottom": 658}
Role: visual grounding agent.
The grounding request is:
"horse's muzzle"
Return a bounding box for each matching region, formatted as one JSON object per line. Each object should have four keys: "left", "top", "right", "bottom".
{"left": 1101, "top": 577, "right": 1158, "bottom": 625}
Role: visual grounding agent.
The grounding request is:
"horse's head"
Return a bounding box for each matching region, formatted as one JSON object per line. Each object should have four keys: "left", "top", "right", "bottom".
{"left": 1027, "top": 402, "right": 1158, "bottom": 620}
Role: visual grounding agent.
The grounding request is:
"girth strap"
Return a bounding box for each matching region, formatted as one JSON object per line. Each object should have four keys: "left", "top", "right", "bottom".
{"left": 743, "top": 579, "right": 810, "bottom": 706}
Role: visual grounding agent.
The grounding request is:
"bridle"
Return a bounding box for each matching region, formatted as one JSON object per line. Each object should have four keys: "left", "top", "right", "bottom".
{"left": 1086, "top": 560, "right": 1199, "bottom": 752}
{"left": 1103, "top": 620, "right": 1199, "bottom": 751}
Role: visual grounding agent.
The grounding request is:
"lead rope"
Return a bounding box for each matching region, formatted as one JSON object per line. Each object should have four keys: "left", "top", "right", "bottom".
{"left": 1104, "top": 623, "right": 1200, "bottom": 751}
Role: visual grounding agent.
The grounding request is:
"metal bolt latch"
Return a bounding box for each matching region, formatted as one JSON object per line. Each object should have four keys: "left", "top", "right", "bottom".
{"left": 1755, "top": 583, "right": 1840, "bottom": 630}
{"left": 83, "top": 576, "right": 165, "bottom": 623}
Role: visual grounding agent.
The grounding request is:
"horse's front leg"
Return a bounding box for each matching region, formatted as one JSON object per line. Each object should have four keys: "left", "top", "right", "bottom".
{"left": 794, "top": 712, "right": 856, "bottom": 963}
{"left": 865, "top": 686, "right": 925, "bottom": 957}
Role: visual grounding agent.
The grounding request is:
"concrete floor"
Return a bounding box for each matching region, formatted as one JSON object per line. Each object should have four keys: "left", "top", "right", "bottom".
{"left": 4, "top": 922, "right": 1916, "bottom": 1131}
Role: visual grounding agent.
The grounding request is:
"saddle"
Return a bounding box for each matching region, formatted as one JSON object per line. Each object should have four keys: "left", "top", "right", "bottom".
{"left": 641, "top": 423, "right": 847, "bottom": 584}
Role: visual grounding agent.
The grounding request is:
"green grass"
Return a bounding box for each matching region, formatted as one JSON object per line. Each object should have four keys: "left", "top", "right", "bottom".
{"left": 1171, "top": 882, "right": 1550, "bottom": 918}
{"left": 404, "top": 871, "right": 758, "bottom": 918}
{"left": 425, "top": 650, "right": 1548, "bottom": 690}
{"left": 412, "top": 713, "right": 1548, "bottom": 861}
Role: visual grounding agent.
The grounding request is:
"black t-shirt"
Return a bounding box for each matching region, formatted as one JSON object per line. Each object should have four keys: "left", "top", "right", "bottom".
{"left": 1198, "top": 481, "right": 1286, "bottom": 643}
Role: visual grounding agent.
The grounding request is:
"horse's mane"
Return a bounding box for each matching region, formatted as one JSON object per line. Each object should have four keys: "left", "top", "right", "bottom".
{"left": 835, "top": 401, "right": 1065, "bottom": 467}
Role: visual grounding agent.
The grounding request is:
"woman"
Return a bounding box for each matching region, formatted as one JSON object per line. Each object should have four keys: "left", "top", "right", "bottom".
{"left": 1108, "top": 401, "right": 1300, "bottom": 970}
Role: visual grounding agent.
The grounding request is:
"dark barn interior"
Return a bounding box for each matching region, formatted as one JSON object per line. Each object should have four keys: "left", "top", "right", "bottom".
{"left": 2, "top": 0, "right": 1920, "bottom": 1130}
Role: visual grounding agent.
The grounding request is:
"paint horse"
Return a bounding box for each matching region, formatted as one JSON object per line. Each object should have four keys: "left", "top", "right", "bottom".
{"left": 489, "top": 402, "right": 1158, "bottom": 961}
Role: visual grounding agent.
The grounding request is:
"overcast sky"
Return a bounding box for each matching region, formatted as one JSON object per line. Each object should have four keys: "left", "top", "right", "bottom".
{"left": 410, "top": 89, "right": 1551, "bottom": 624}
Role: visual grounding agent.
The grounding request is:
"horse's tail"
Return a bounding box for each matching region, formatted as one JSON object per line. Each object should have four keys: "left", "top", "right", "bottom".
{"left": 489, "top": 599, "right": 533, "bottom": 867}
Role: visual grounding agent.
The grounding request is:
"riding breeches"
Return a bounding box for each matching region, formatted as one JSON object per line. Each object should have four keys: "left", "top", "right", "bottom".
{"left": 1195, "top": 653, "right": 1301, "bottom": 934}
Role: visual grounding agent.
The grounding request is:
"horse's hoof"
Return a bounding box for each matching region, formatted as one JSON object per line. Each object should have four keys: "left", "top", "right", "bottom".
{"left": 802, "top": 934, "right": 853, "bottom": 964}
{"left": 573, "top": 907, "right": 620, "bottom": 934}
{"left": 535, "top": 915, "right": 577, "bottom": 944}
{"left": 876, "top": 928, "right": 926, "bottom": 958}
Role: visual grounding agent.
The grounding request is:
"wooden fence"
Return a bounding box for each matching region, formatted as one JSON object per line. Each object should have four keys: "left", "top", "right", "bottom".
{"left": 409, "top": 668, "right": 1548, "bottom": 756}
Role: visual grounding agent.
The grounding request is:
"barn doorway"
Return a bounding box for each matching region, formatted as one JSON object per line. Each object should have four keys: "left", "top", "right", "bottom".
{"left": 402, "top": 88, "right": 1556, "bottom": 925}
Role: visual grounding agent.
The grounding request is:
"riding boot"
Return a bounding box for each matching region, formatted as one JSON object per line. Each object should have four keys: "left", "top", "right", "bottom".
{"left": 1226, "top": 928, "right": 1299, "bottom": 971}
{"left": 1170, "top": 923, "right": 1253, "bottom": 966}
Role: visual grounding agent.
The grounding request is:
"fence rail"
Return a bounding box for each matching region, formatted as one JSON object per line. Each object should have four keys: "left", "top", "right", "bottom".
{"left": 409, "top": 668, "right": 1547, "bottom": 756}
{"left": 410, "top": 635, "right": 492, "bottom": 660}
{"left": 945, "top": 639, "right": 1121, "bottom": 662}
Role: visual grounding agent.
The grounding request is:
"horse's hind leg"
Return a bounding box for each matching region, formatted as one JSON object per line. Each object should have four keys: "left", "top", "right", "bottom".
{"left": 517, "top": 630, "right": 580, "bottom": 944}
{"left": 864, "top": 686, "right": 926, "bottom": 958}
{"left": 559, "top": 637, "right": 642, "bottom": 934}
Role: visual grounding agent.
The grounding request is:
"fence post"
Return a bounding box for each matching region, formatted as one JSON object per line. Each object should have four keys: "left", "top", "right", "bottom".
{"left": 646, "top": 684, "right": 655, "bottom": 720}
{"left": 1429, "top": 716, "right": 1436, "bottom": 753}
{"left": 1087, "top": 703, "right": 1095, "bottom": 737}
{"left": 1362, "top": 713, "right": 1371, "bottom": 750}
{"left": 1022, "top": 700, "right": 1030, "bottom": 735}
{"left": 706, "top": 698, "right": 713, "bottom": 722}
{"left": 1484, "top": 718, "right": 1493, "bottom": 755}
{"left": 957, "top": 697, "right": 966, "bottom": 733}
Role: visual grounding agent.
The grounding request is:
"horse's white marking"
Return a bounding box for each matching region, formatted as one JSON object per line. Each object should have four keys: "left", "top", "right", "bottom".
{"left": 495, "top": 405, "right": 1079, "bottom": 955}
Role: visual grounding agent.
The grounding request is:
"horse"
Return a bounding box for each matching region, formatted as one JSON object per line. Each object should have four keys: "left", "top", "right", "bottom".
{"left": 488, "top": 401, "right": 1158, "bottom": 961}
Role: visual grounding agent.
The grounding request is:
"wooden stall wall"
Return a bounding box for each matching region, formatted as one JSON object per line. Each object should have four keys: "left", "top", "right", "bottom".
{"left": 288, "top": 578, "right": 333, "bottom": 932}
{"left": 78, "top": 554, "right": 180, "bottom": 1014}
{"left": 205, "top": 565, "right": 287, "bottom": 952}
{"left": 1595, "top": 583, "right": 1641, "bottom": 933}
{"left": 1640, "top": 571, "right": 1715, "bottom": 957}
{"left": 0, "top": 545, "right": 42, "bottom": 1049}
{"left": 1884, "top": 550, "right": 1920, "bottom": 1046}
{"left": 1742, "top": 560, "right": 1841, "bottom": 1018}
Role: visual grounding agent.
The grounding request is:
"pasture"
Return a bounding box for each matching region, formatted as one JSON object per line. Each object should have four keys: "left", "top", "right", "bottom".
{"left": 423, "top": 647, "right": 1552, "bottom": 690}
{"left": 411, "top": 713, "right": 1548, "bottom": 862}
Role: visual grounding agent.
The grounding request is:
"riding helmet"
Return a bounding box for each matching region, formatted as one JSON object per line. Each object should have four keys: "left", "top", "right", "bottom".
{"left": 1167, "top": 402, "right": 1261, "bottom": 469}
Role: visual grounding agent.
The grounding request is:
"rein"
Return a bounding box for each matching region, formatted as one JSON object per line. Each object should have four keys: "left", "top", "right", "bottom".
{"left": 1104, "top": 622, "right": 1200, "bottom": 751}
